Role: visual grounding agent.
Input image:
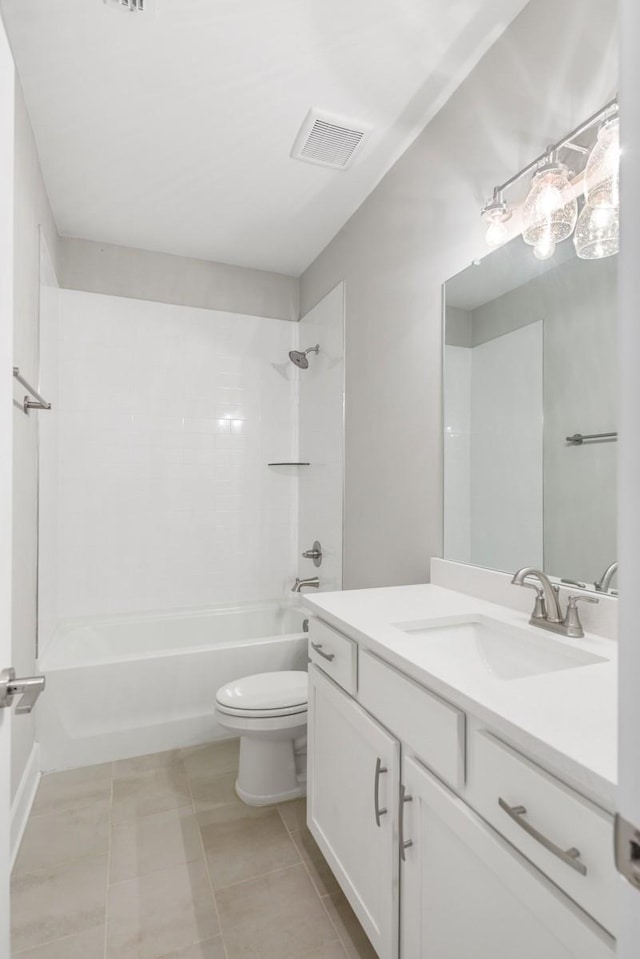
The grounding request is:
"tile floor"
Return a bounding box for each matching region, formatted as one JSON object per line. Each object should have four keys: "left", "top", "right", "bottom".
{"left": 11, "top": 740, "right": 377, "bottom": 959}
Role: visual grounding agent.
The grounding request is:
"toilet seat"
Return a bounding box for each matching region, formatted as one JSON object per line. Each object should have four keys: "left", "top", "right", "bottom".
{"left": 215, "top": 670, "right": 308, "bottom": 720}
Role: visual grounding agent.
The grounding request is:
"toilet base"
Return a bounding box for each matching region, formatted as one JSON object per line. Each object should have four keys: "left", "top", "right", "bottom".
{"left": 235, "top": 778, "right": 305, "bottom": 807}
{"left": 235, "top": 731, "right": 307, "bottom": 806}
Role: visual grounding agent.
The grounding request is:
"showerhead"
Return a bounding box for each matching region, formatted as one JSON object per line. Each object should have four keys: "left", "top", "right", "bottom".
{"left": 288, "top": 344, "right": 320, "bottom": 369}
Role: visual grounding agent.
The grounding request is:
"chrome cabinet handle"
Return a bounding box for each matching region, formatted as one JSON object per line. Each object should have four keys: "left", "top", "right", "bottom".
{"left": 498, "top": 797, "right": 587, "bottom": 876}
{"left": 0, "top": 668, "right": 46, "bottom": 715}
{"left": 399, "top": 784, "right": 413, "bottom": 860}
{"left": 311, "top": 642, "right": 335, "bottom": 662}
{"left": 374, "top": 757, "right": 388, "bottom": 826}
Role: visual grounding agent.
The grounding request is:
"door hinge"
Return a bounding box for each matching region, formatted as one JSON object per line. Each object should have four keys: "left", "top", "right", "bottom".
{"left": 615, "top": 813, "right": 640, "bottom": 890}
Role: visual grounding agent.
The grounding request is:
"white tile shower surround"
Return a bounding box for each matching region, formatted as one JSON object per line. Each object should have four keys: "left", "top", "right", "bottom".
{"left": 297, "top": 284, "right": 344, "bottom": 592}
{"left": 39, "top": 290, "right": 305, "bottom": 635}
{"left": 10, "top": 741, "right": 375, "bottom": 959}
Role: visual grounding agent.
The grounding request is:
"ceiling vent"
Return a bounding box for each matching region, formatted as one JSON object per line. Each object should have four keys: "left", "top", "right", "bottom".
{"left": 104, "top": 0, "right": 146, "bottom": 12}
{"left": 291, "top": 109, "right": 371, "bottom": 171}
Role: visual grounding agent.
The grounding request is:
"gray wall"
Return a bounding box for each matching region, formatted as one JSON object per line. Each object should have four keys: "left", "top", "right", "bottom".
{"left": 12, "top": 80, "right": 60, "bottom": 799}
{"left": 59, "top": 237, "right": 299, "bottom": 322}
{"left": 444, "top": 306, "right": 472, "bottom": 347}
{"left": 300, "top": 0, "right": 617, "bottom": 589}
{"left": 543, "top": 255, "right": 617, "bottom": 585}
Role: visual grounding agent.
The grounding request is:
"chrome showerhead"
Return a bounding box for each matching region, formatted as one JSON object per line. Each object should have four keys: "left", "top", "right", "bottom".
{"left": 288, "top": 344, "right": 320, "bottom": 369}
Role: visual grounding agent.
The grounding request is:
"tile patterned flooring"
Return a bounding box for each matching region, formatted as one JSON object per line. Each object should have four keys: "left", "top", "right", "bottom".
{"left": 11, "top": 740, "right": 377, "bottom": 959}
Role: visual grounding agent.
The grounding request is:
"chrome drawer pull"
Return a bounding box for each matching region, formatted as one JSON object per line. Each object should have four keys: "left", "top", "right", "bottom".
{"left": 374, "top": 757, "right": 388, "bottom": 826}
{"left": 498, "top": 797, "right": 587, "bottom": 876}
{"left": 400, "top": 784, "right": 413, "bottom": 860}
{"left": 311, "top": 642, "right": 335, "bottom": 662}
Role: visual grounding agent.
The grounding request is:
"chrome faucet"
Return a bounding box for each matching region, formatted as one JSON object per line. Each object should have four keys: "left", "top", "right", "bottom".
{"left": 291, "top": 576, "right": 320, "bottom": 593}
{"left": 511, "top": 567, "right": 563, "bottom": 624}
{"left": 595, "top": 561, "right": 618, "bottom": 593}
{"left": 511, "top": 567, "right": 598, "bottom": 638}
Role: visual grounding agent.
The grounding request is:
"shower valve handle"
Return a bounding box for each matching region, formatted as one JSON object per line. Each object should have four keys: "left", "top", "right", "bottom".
{"left": 301, "top": 541, "right": 323, "bottom": 567}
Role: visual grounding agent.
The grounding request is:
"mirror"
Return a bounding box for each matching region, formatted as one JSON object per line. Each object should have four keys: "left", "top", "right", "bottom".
{"left": 443, "top": 237, "right": 617, "bottom": 594}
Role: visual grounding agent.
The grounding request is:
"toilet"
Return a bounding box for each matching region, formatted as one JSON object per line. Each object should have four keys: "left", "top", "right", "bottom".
{"left": 215, "top": 670, "right": 308, "bottom": 806}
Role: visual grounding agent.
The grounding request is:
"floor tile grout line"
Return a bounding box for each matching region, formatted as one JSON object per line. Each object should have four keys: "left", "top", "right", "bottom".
{"left": 319, "top": 895, "right": 355, "bottom": 959}
{"left": 187, "top": 756, "right": 231, "bottom": 959}
{"left": 212, "top": 858, "right": 311, "bottom": 896}
{"left": 104, "top": 773, "right": 114, "bottom": 959}
{"left": 12, "top": 849, "right": 110, "bottom": 885}
{"left": 11, "top": 926, "right": 107, "bottom": 958}
{"left": 281, "top": 807, "right": 351, "bottom": 959}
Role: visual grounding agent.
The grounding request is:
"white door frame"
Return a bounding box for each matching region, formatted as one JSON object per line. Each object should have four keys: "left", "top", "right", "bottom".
{"left": 0, "top": 9, "right": 15, "bottom": 958}
{"left": 617, "top": 0, "right": 640, "bottom": 953}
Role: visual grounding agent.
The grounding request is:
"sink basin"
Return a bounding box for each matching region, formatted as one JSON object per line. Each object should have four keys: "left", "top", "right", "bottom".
{"left": 392, "top": 616, "right": 608, "bottom": 681}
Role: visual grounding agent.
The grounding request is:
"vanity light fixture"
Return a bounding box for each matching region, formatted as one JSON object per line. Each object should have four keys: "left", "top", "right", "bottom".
{"left": 481, "top": 189, "right": 512, "bottom": 249}
{"left": 522, "top": 156, "right": 577, "bottom": 248}
{"left": 481, "top": 98, "right": 619, "bottom": 261}
{"left": 584, "top": 116, "right": 620, "bottom": 209}
{"left": 574, "top": 202, "right": 619, "bottom": 259}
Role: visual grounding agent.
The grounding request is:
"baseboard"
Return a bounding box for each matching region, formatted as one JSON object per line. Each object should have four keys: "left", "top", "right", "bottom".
{"left": 10, "top": 743, "right": 41, "bottom": 871}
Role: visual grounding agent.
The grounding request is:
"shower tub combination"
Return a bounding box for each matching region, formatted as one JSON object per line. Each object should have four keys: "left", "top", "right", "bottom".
{"left": 36, "top": 599, "right": 308, "bottom": 771}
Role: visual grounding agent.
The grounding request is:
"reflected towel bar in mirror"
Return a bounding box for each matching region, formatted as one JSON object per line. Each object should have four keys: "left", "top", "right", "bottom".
{"left": 13, "top": 367, "right": 52, "bottom": 415}
{"left": 566, "top": 432, "right": 617, "bottom": 445}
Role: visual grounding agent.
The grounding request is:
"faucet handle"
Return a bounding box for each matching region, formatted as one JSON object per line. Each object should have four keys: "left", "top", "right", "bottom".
{"left": 566, "top": 594, "right": 600, "bottom": 607}
{"left": 563, "top": 594, "right": 600, "bottom": 637}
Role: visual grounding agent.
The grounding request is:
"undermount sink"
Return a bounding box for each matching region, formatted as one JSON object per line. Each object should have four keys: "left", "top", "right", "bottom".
{"left": 392, "top": 616, "right": 608, "bottom": 681}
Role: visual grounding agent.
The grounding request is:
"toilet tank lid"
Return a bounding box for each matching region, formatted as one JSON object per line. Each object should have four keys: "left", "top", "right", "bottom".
{"left": 216, "top": 670, "right": 308, "bottom": 711}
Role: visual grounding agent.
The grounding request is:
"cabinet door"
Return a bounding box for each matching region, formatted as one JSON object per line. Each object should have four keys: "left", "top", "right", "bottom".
{"left": 401, "top": 756, "right": 614, "bottom": 959}
{"left": 308, "top": 665, "right": 400, "bottom": 959}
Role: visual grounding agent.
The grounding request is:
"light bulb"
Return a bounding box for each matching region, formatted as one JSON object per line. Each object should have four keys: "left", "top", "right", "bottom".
{"left": 485, "top": 217, "right": 509, "bottom": 248}
{"left": 584, "top": 116, "right": 620, "bottom": 210}
{"left": 523, "top": 161, "right": 577, "bottom": 246}
{"left": 574, "top": 203, "right": 619, "bottom": 259}
{"left": 481, "top": 191, "right": 511, "bottom": 249}
{"left": 533, "top": 236, "right": 556, "bottom": 260}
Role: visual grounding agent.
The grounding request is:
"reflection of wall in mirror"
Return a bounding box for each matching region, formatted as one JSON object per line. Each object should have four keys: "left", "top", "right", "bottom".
{"left": 444, "top": 254, "right": 617, "bottom": 586}
{"left": 444, "top": 322, "right": 543, "bottom": 573}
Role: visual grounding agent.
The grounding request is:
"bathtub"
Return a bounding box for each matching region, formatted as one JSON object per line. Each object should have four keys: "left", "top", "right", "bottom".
{"left": 36, "top": 600, "right": 309, "bottom": 771}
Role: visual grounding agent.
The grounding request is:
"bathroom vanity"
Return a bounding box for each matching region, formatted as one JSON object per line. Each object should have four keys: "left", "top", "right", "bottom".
{"left": 303, "top": 584, "right": 617, "bottom": 959}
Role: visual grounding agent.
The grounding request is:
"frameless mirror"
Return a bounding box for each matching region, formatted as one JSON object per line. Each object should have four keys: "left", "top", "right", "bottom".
{"left": 443, "top": 236, "right": 617, "bottom": 594}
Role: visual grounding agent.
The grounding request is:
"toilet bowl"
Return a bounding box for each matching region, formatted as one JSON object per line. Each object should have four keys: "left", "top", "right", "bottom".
{"left": 215, "top": 670, "right": 308, "bottom": 806}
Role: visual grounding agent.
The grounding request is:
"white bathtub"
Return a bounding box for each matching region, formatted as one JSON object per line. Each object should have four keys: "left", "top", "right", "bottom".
{"left": 36, "top": 600, "right": 309, "bottom": 771}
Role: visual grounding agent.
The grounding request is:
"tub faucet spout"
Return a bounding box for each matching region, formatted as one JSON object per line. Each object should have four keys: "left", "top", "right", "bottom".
{"left": 291, "top": 577, "right": 320, "bottom": 593}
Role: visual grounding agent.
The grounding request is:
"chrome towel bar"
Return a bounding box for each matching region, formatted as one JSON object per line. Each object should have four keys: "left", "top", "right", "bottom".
{"left": 566, "top": 431, "right": 617, "bottom": 445}
{"left": 13, "top": 367, "right": 51, "bottom": 415}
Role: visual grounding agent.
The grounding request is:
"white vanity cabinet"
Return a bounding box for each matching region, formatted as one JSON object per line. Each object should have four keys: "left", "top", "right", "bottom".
{"left": 307, "top": 664, "right": 400, "bottom": 959}
{"left": 401, "top": 755, "right": 613, "bottom": 959}
{"left": 306, "top": 615, "right": 616, "bottom": 959}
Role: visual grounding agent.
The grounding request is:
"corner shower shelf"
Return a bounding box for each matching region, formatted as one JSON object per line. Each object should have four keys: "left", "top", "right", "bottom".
{"left": 267, "top": 462, "right": 311, "bottom": 466}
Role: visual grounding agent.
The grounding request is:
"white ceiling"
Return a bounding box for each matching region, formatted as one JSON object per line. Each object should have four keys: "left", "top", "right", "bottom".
{"left": 2, "top": 0, "right": 530, "bottom": 276}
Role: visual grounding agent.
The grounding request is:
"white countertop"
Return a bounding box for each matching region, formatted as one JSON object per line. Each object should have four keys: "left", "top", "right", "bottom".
{"left": 302, "top": 584, "right": 617, "bottom": 811}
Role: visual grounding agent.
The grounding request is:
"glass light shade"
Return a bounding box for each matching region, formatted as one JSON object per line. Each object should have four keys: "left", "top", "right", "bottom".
{"left": 522, "top": 163, "right": 578, "bottom": 246}
{"left": 584, "top": 117, "right": 620, "bottom": 209}
{"left": 573, "top": 203, "right": 619, "bottom": 259}
{"left": 485, "top": 216, "right": 509, "bottom": 249}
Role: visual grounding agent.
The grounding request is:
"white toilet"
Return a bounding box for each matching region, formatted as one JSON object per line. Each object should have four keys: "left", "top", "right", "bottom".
{"left": 215, "top": 670, "right": 308, "bottom": 806}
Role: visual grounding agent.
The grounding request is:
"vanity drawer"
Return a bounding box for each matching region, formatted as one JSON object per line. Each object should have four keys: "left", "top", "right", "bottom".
{"left": 307, "top": 617, "right": 357, "bottom": 694}
{"left": 467, "top": 730, "right": 616, "bottom": 934}
{"left": 358, "top": 650, "right": 465, "bottom": 790}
